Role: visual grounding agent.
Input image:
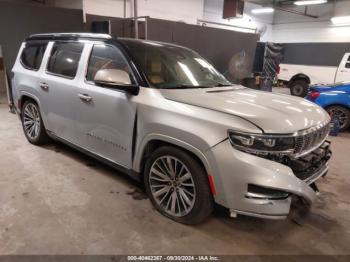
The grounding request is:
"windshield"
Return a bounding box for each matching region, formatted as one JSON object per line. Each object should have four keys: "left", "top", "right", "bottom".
{"left": 122, "top": 40, "right": 232, "bottom": 89}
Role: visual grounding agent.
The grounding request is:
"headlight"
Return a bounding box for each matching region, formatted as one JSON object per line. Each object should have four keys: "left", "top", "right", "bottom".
{"left": 228, "top": 130, "right": 295, "bottom": 154}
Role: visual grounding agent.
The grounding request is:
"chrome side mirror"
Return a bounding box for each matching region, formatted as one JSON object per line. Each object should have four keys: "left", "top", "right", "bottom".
{"left": 94, "top": 69, "right": 139, "bottom": 95}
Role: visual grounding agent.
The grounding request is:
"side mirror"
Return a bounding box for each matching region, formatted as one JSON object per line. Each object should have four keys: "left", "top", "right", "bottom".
{"left": 94, "top": 69, "right": 139, "bottom": 95}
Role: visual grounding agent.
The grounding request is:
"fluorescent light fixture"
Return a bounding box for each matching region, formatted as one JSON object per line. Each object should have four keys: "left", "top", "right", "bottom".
{"left": 331, "top": 16, "right": 350, "bottom": 25}
{"left": 294, "top": 0, "right": 327, "bottom": 6}
{"left": 251, "top": 7, "right": 274, "bottom": 14}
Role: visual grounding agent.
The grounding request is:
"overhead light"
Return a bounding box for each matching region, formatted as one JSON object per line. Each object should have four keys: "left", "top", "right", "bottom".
{"left": 251, "top": 7, "right": 274, "bottom": 14}
{"left": 331, "top": 16, "right": 350, "bottom": 25}
{"left": 294, "top": 0, "right": 327, "bottom": 6}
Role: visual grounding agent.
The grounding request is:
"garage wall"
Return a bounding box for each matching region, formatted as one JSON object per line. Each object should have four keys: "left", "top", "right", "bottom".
{"left": 137, "top": 0, "right": 204, "bottom": 24}
{"left": 83, "top": 0, "right": 131, "bottom": 19}
{"left": 0, "top": 1, "right": 84, "bottom": 71}
{"left": 203, "top": 0, "right": 273, "bottom": 41}
{"left": 83, "top": 0, "right": 204, "bottom": 24}
{"left": 82, "top": 0, "right": 269, "bottom": 40}
{"left": 270, "top": 1, "right": 350, "bottom": 43}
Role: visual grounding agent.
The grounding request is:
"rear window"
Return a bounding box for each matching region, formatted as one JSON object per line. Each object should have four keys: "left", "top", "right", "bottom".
{"left": 47, "top": 42, "right": 84, "bottom": 78}
{"left": 20, "top": 42, "right": 47, "bottom": 70}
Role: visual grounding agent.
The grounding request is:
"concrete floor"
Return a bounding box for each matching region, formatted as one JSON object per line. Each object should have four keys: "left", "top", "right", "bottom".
{"left": 1, "top": 98, "right": 350, "bottom": 255}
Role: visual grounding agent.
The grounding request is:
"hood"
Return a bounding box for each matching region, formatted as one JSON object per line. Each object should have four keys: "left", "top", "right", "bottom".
{"left": 160, "top": 86, "right": 330, "bottom": 134}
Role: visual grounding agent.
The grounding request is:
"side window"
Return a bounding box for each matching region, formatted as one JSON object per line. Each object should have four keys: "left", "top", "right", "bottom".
{"left": 346, "top": 55, "right": 350, "bottom": 69}
{"left": 86, "top": 45, "right": 134, "bottom": 83}
{"left": 20, "top": 42, "right": 47, "bottom": 70}
{"left": 47, "top": 42, "right": 84, "bottom": 78}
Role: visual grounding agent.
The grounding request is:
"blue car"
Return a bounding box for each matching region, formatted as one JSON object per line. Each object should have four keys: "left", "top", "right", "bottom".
{"left": 307, "top": 82, "right": 350, "bottom": 131}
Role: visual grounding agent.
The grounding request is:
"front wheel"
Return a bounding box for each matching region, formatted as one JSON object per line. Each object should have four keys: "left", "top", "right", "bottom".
{"left": 289, "top": 79, "right": 309, "bottom": 97}
{"left": 144, "top": 146, "right": 214, "bottom": 224}
{"left": 326, "top": 105, "right": 350, "bottom": 131}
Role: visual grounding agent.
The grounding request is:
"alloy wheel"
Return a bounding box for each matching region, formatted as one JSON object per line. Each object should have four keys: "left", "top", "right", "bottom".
{"left": 149, "top": 156, "right": 196, "bottom": 217}
{"left": 23, "top": 103, "right": 41, "bottom": 140}
{"left": 328, "top": 107, "right": 349, "bottom": 130}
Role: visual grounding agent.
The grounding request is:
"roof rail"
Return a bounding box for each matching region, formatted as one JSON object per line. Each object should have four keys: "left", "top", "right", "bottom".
{"left": 26, "top": 33, "right": 112, "bottom": 41}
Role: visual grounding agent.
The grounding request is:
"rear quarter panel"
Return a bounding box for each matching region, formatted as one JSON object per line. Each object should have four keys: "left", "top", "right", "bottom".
{"left": 313, "top": 85, "right": 350, "bottom": 109}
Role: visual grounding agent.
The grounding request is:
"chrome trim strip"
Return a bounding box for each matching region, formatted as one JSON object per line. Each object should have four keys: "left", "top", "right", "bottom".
{"left": 304, "top": 162, "right": 329, "bottom": 185}
{"left": 230, "top": 209, "right": 288, "bottom": 220}
{"left": 245, "top": 192, "right": 289, "bottom": 200}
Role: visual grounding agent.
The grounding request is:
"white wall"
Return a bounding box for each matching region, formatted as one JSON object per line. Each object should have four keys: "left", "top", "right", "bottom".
{"left": 137, "top": 0, "right": 204, "bottom": 24}
{"left": 83, "top": 0, "right": 203, "bottom": 24}
{"left": 203, "top": 0, "right": 273, "bottom": 41}
{"left": 269, "top": 1, "right": 350, "bottom": 43}
{"left": 83, "top": 0, "right": 131, "bottom": 18}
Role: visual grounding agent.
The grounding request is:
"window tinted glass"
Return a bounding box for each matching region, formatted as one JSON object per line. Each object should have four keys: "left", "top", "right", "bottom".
{"left": 86, "top": 45, "right": 133, "bottom": 82}
{"left": 21, "top": 42, "right": 47, "bottom": 70}
{"left": 47, "top": 42, "right": 84, "bottom": 78}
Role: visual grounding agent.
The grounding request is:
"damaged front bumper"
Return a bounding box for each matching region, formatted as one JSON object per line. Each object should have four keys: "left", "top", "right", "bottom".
{"left": 205, "top": 139, "right": 331, "bottom": 220}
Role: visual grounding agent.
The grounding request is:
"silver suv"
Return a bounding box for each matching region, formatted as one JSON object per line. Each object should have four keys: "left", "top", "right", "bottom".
{"left": 11, "top": 33, "right": 332, "bottom": 224}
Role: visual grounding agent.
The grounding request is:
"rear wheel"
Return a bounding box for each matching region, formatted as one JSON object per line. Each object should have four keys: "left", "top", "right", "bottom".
{"left": 327, "top": 105, "right": 350, "bottom": 131}
{"left": 144, "top": 146, "right": 214, "bottom": 224}
{"left": 21, "top": 100, "right": 49, "bottom": 145}
{"left": 289, "top": 79, "right": 309, "bottom": 97}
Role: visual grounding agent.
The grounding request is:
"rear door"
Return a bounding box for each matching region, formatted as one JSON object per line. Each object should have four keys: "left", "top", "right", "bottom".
{"left": 40, "top": 41, "right": 85, "bottom": 143}
{"left": 335, "top": 53, "right": 350, "bottom": 83}
{"left": 74, "top": 43, "right": 137, "bottom": 168}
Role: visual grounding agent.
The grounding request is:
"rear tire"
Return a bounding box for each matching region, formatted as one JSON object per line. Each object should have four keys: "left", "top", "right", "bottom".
{"left": 289, "top": 79, "right": 309, "bottom": 97}
{"left": 21, "top": 100, "right": 49, "bottom": 145}
{"left": 144, "top": 146, "right": 214, "bottom": 225}
{"left": 326, "top": 105, "right": 350, "bottom": 131}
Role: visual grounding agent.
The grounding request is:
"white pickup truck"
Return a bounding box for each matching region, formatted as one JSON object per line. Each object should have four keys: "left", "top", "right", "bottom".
{"left": 277, "top": 42, "right": 350, "bottom": 97}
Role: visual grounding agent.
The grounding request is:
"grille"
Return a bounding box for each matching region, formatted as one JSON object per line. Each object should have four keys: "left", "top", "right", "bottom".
{"left": 294, "top": 122, "right": 330, "bottom": 156}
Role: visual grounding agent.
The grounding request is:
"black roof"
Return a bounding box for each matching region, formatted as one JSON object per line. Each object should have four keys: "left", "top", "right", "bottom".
{"left": 26, "top": 33, "right": 112, "bottom": 41}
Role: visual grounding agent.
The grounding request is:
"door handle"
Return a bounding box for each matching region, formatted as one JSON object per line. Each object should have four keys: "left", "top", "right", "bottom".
{"left": 78, "top": 93, "right": 93, "bottom": 103}
{"left": 39, "top": 82, "right": 49, "bottom": 91}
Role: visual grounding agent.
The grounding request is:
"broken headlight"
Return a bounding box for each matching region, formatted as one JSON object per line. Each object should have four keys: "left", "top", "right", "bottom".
{"left": 228, "top": 130, "right": 295, "bottom": 154}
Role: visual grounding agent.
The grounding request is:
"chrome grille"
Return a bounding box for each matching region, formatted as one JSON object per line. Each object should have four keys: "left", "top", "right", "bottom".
{"left": 294, "top": 122, "right": 330, "bottom": 156}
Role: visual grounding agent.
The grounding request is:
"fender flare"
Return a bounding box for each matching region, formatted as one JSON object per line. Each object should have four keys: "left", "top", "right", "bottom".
{"left": 288, "top": 74, "right": 311, "bottom": 86}
{"left": 18, "top": 91, "right": 41, "bottom": 114}
{"left": 133, "top": 133, "right": 213, "bottom": 175}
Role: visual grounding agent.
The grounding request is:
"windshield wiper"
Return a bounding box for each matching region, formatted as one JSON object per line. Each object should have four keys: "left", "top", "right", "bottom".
{"left": 161, "top": 84, "right": 213, "bottom": 89}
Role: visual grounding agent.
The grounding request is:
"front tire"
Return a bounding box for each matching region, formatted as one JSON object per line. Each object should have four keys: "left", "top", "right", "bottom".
{"left": 144, "top": 146, "right": 214, "bottom": 224}
{"left": 21, "top": 100, "right": 49, "bottom": 145}
{"left": 289, "top": 79, "right": 309, "bottom": 97}
{"left": 326, "top": 105, "right": 350, "bottom": 131}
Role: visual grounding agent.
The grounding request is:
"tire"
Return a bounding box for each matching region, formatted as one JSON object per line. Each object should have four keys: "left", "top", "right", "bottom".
{"left": 21, "top": 100, "right": 49, "bottom": 145}
{"left": 144, "top": 146, "right": 214, "bottom": 224}
{"left": 326, "top": 105, "right": 350, "bottom": 131}
{"left": 289, "top": 79, "right": 309, "bottom": 97}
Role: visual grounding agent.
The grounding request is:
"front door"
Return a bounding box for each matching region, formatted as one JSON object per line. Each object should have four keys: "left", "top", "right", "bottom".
{"left": 336, "top": 53, "right": 350, "bottom": 83}
{"left": 75, "top": 43, "right": 137, "bottom": 169}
